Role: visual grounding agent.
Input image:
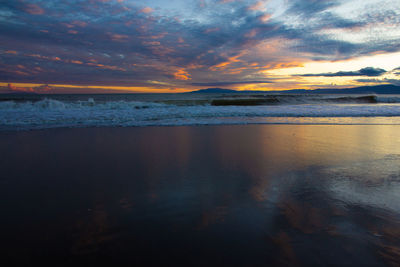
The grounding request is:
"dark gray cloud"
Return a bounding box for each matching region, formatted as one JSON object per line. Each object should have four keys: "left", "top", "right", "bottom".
{"left": 296, "top": 67, "right": 387, "bottom": 77}
{"left": 356, "top": 78, "right": 400, "bottom": 86}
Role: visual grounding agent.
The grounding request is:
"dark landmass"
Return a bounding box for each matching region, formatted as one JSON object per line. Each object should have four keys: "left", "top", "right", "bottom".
{"left": 188, "top": 88, "right": 237, "bottom": 94}
{"left": 191, "top": 84, "right": 400, "bottom": 94}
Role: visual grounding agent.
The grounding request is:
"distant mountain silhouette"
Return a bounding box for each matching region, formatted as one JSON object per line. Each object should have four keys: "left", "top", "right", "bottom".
{"left": 190, "top": 84, "right": 400, "bottom": 94}
{"left": 188, "top": 88, "right": 238, "bottom": 93}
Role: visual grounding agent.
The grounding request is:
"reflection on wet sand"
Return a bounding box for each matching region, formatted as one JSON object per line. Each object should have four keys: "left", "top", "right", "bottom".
{"left": 71, "top": 204, "right": 110, "bottom": 256}
{"left": 0, "top": 125, "right": 400, "bottom": 265}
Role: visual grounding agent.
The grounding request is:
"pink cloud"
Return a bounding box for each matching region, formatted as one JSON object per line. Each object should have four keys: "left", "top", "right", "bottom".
{"left": 204, "top": 27, "right": 220, "bottom": 34}
{"left": 86, "top": 63, "right": 126, "bottom": 71}
{"left": 149, "top": 32, "right": 167, "bottom": 39}
{"left": 108, "top": 33, "right": 129, "bottom": 42}
{"left": 248, "top": 1, "right": 266, "bottom": 11}
{"left": 35, "top": 84, "right": 53, "bottom": 92}
{"left": 24, "top": 4, "right": 45, "bottom": 15}
{"left": 139, "top": 7, "right": 153, "bottom": 14}
{"left": 259, "top": 13, "right": 271, "bottom": 23}
{"left": 6, "top": 83, "right": 54, "bottom": 93}
{"left": 143, "top": 41, "right": 161, "bottom": 46}
{"left": 8, "top": 83, "right": 34, "bottom": 92}
{"left": 71, "top": 21, "right": 87, "bottom": 27}
{"left": 62, "top": 23, "right": 74, "bottom": 28}
{"left": 245, "top": 29, "right": 258, "bottom": 38}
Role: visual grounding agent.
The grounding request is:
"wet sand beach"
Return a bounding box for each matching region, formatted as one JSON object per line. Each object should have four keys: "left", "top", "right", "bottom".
{"left": 1, "top": 125, "right": 400, "bottom": 266}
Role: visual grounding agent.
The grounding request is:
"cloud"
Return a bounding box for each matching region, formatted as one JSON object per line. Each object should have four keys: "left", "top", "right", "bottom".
{"left": 23, "top": 4, "right": 44, "bottom": 15}
{"left": 191, "top": 81, "right": 274, "bottom": 86}
{"left": 4, "top": 83, "right": 54, "bottom": 93}
{"left": 5, "top": 83, "right": 34, "bottom": 93}
{"left": 173, "top": 68, "right": 191, "bottom": 80}
{"left": 248, "top": 1, "right": 266, "bottom": 12}
{"left": 139, "top": 7, "right": 153, "bottom": 14}
{"left": 0, "top": 0, "right": 399, "bottom": 89}
{"left": 356, "top": 78, "right": 400, "bottom": 86}
{"left": 295, "top": 67, "right": 387, "bottom": 77}
{"left": 4, "top": 50, "right": 18, "bottom": 54}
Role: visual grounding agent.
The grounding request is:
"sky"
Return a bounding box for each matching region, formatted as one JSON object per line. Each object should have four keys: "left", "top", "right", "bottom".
{"left": 0, "top": 0, "right": 400, "bottom": 93}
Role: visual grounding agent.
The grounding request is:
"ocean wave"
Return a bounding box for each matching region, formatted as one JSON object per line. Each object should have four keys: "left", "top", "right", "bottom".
{"left": 209, "top": 95, "right": 400, "bottom": 105}
{"left": 0, "top": 98, "right": 169, "bottom": 110}
{"left": 1, "top": 98, "right": 400, "bottom": 129}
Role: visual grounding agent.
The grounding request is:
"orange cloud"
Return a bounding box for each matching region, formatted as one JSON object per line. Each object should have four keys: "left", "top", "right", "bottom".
{"left": 68, "top": 30, "right": 78, "bottom": 34}
{"left": 174, "top": 68, "right": 191, "bottom": 80}
{"left": 70, "top": 60, "right": 83, "bottom": 64}
{"left": 210, "top": 52, "right": 244, "bottom": 71}
{"left": 5, "top": 50, "right": 17, "bottom": 55}
{"left": 28, "top": 54, "right": 62, "bottom": 62}
{"left": 8, "top": 83, "right": 18, "bottom": 91}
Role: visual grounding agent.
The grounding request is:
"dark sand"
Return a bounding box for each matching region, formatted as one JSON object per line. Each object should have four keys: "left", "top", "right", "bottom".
{"left": 1, "top": 125, "right": 400, "bottom": 266}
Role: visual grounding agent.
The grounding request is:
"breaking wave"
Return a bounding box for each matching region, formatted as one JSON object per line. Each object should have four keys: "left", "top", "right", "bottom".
{"left": 1, "top": 97, "right": 400, "bottom": 130}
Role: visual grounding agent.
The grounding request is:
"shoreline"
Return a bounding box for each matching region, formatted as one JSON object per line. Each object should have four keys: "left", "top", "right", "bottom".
{"left": 2, "top": 115, "right": 400, "bottom": 132}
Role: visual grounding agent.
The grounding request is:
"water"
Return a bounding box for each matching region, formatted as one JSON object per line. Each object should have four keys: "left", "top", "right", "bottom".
{"left": 1, "top": 93, "right": 400, "bottom": 130}
{"left": 1, "top": 125, "right": 400, "bottom": 266}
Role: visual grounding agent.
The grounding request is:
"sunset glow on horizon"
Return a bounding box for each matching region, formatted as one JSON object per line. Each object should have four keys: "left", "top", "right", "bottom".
{"left": 1, "top": 0, "right": 400, "bottom": 93}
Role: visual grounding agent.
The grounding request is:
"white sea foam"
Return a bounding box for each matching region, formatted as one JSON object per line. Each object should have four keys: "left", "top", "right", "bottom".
{"left": 1, "top": 98, "right": 400, "bottom": 130}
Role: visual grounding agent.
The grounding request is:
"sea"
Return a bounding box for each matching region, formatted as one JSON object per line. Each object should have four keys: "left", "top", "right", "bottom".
{"left": 2, "top": 93, "right": 400, "bottom": 265}
{"left": 1, "top": 92, "right": 400, "bottom": 130}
